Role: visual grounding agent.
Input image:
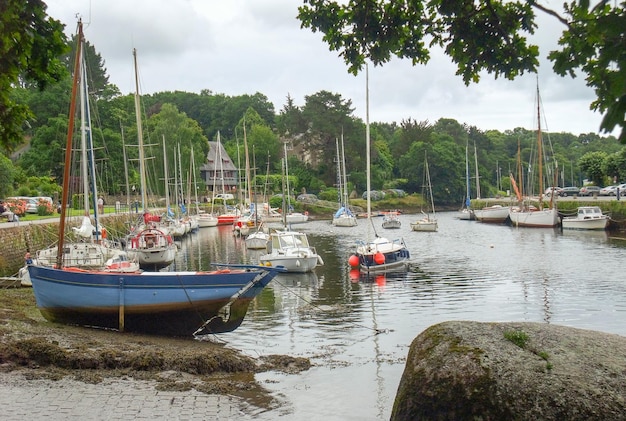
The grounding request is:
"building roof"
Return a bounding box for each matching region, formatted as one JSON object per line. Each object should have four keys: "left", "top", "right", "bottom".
{"left": 199, "top": 141, "right": 238, "bottom": 172}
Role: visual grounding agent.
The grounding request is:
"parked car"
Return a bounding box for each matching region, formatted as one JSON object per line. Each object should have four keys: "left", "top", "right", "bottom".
{"left": 579, "top": 186, "right": 601, "bottom": 196}
{"left": 7, "top": 197, "right": 38, "bottom": 213}
{"left": 599, "top": 185, "right": 618, "bottom": 196}
{"left": 212, "top": 193, "right": 234, "bottom": 202}
{"left": 559, "top": 186, "right": 580, "bottom": 197}
{"left": 617, "top": 183, "right": 626, "bottom": 196}
{"left": 544, "top": 187, "right": 562, "bottom": 196}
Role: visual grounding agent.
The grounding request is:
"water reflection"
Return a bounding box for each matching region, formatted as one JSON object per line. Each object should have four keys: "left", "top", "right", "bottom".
{"left": 170, "top": 213, "right": 626, "bottom": 420}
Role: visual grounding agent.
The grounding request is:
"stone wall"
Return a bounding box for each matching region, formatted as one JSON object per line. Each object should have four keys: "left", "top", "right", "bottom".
{"left": 0, "top": 215, "right": 134, "bottom": 277}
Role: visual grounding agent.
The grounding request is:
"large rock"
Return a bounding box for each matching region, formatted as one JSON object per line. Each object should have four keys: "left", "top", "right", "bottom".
{"left": 391, "top": 321, "right": 626, "bottom": 420}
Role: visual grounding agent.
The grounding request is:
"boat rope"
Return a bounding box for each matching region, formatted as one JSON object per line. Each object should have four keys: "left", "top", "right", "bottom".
{"left": 271, "top": 276, "right": 391, "bottom": 335}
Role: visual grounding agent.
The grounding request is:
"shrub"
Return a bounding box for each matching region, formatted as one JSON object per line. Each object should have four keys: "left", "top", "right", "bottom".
{"left": 36, "top": 199, "right": 55, "bottom": 216}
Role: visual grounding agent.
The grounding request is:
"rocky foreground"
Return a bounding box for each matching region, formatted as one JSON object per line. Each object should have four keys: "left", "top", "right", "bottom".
{"left": 391, "top": 321, "right": 626, "bottom": 420}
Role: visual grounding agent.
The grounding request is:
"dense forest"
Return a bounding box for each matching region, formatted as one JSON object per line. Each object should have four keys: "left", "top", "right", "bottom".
{"left": 1, "top": 37, "right": 624, "bottom": 207}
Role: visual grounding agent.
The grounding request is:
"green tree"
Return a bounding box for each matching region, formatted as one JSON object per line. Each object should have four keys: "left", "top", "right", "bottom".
{"left": 603, "top": 150, "right": 626, "bottom": 183}
{"left": 578, "top": 151, "right": 608, "bottom": 186}
{"left": 298, "top": 1, "right": 626, "bottom": 142}
{"left": 0, "top": 153, "right": 17, "bottom": 197}
{"left": 0, "top": 0, "right": 68, "bottom": 150}
{"left": 144, "top": 103, "right": 209, "bottom": 197}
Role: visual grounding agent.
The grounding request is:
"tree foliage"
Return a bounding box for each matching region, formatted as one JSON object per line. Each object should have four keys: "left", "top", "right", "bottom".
{"left": 298, "top": 0, "right": 626, "bottom": 142}
{"left": 0, "top": 0, "right": 68, "bottom": 150}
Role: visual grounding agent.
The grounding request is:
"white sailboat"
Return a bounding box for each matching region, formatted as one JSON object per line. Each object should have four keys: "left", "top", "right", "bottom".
{"left": 349, "top": 65, "right": 410, "bottom": 273}
{"left": 411, "top": 155, "right": 438, "bottom": 232}
{"left": 125, "top": 49, "right": 177, "bottom": 270}
{"left": 458, "top": 141, "right": 475, "bottom": 220}
{"left": 281, "top": 143, "right": 309, "bottom": 224}
{"left": 332, "top": 133, "right": 357, "bottom": 227}
{"left": 509, "top": 79, "right": 559, "bottom": 228}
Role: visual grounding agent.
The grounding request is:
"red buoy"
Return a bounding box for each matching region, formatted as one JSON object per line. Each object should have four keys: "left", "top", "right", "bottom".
{"left": 374, "top": 252, "right": 385, "bottom": 265}
{"left": 348, "top": 254, "right": 359, "bottom": 267}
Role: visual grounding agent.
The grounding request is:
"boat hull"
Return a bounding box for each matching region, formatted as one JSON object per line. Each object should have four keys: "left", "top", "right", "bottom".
{"left": 562, "top": 218, "right": 608, "bottom": 230}
{"left": 410, "top": 220, "right": 438, "bottom": 232}
{"left": 197, "top": 215, "right": 218, "bottom": 228}
{"left": 27, "top": 264, "right": 280, "bottom": 336}
{"left": 286, "top": 213, "right": 309, "bottom": 224}
{"left": 382, "top": 220, "right": 402, "bottom": 229}
{"left": 217, "top": 214, "right": 239, "bottom": 225}
{"left": 474, "top": 206, "right": 510, "bottom": 223}
{"left": 332, "top": 215, "right": 358, "bottom": 227}
{"left": 259, "top": 255, "right": 320, "bottom": 273}
{"left": 562, "top": 207, "right": 609, "bottom": 230}
{"left": 509, "top": 208, "right": 559, "bottom": 228}
{"left": 355, "top": 237, "right": 410, "bottom": 273}
{"left": 458, "top": 209, "right": 475, "bottom": 220}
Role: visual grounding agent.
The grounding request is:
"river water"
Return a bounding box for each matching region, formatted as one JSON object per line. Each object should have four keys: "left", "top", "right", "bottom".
{"left": 172, "top": 211, "right": 626, "bottom": 421}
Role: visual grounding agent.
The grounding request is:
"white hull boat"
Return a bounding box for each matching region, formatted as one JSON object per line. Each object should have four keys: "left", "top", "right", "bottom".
{"left": 259, "top": 230, "right": 323, "bottom": 273}
{"left": 509, "top": 207, "right": 559, "bottom": 228}
{"left": 562, "top": 206, "right": 609, "bottom": 230}
{"left": 474, "top": 205, "right": 510, "bottom": 223}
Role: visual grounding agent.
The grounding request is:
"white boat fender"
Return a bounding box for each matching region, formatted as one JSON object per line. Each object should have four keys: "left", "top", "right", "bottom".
{"left": 317, "top": 255, "right": 324, "bottom": 266}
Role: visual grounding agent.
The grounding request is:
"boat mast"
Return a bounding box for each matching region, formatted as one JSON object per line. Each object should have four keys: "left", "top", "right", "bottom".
{"left": 121, "top": 123, "right": 131, "bottom": 209}
{"left": 162, "top": 136, "right": 171, "bottom": 216}
{"left": 465, "top": 141, "right": 471, "bottom": 208}
{"left": 536, "top": 79, "right": 544, "bottom": 208}
{"left": 133, "top": 49, "right": 148, "bottom": 212}
{"left": 57, "top": 20, "right": 83, "bottom": 268}
{"left": 335, "top": 137, "right": 342, "bottom": 206}
{"left": 243, "top": 117, "right": 253, "bottom": 211}
{"left": 79, "top": 32, "right": 101, "bottom": 240}
{"left": 341, "top": 129, "right": 350, "bottom": 208}
{"left": 473, "top": 141, "right": 481, "bottom": 199}
{"left": 365, "top": 64, "right": 371, "bottom": 221}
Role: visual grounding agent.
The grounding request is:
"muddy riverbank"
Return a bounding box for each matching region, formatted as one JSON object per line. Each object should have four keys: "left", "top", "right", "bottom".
{"left": 0, "top": 287, "right": 310, "bottom": 411}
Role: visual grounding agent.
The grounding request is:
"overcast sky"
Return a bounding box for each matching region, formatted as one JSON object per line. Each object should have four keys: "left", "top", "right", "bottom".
{"left": 45, "top": 0, "right": 612, "bottom": 137}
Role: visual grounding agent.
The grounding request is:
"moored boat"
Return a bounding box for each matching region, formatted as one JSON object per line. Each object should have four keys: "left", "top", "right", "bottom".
{"left": 349, "top": 65, "right": 410, "bottom": 273}
{"left": 474, "top": 205, "right": 510, "bottom": 223}
{"left": 561, "top": 206, "right": 609, "bottom": 230}
{"left": 26, "top": 22, "right": 283, "bottom": 337}
{"left": 259, "top": 229, "right": 323, "bottom": 273}
{"left": 382, "top": 211, "right": 401, "bottom": 229}
{"left": 27, "top": 263, "right": 282, "bottom": 336}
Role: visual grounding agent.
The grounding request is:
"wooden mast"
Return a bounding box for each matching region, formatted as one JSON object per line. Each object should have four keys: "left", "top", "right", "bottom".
{"left": 56, "top": 21, "right": 83, "bottom": 269}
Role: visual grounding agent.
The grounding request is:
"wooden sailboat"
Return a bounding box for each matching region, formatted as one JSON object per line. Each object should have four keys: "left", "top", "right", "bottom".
{"left": 411, "top": 154, "right": 438, "bottom": 232}
{"left": 509, "top": 79, "right": 559, "bottom": 228}
{"left": 27, "top": 22, "right": 283, "bottom": 337}
{"left": 349, "top": 65, "right": 410, "bottom": 273}
{"left": 28, "top": 21, "right": 138, "bottom": 276}
{"left": 125, "top": 49, "right": 177, "bottom": 270}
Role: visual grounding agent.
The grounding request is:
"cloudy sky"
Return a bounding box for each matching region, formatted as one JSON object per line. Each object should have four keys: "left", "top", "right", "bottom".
{"left": 45, "top": 0, "right": 611, "bottom": 136}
